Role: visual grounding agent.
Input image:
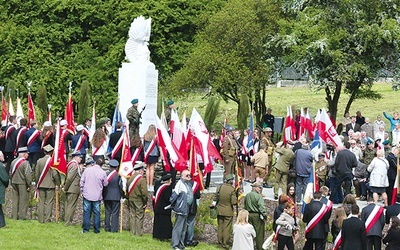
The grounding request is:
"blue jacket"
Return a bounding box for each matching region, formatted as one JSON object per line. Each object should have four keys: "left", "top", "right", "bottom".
{"left": 71, "top": 132, "right": 88, "bottom": 154}
{"left": 169, "top": 179, "right": 192, "bottom": 215}
{"left": 24, "top": 127, "right": 42, "bottom": 153}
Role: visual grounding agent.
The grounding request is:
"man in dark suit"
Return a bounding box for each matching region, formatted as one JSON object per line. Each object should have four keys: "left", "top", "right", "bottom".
{"left": 342, "top": 204, "right": 367, "bottom": 250}
{"left": 361, "top": 197, "right": 385, "bottom": 250}
{"left": 108, "top": 122, "right": 123, "bottom": 163}
{"left": 303, "top": 191, "right": 330, "bottom": 250}
{"left": 386, "top": 194, "right": 400, "bottom": 224}
{"left": 102, "top": 159, "right": 122, "bottom": 232}
{"left": 4, "top": 115, "right": 17, "bottom": 174}
{"left": 345, "top": 116, "right": 361, "bottom": 133}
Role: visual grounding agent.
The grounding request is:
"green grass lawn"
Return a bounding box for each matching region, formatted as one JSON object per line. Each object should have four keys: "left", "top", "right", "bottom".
{"left": 176, "top": 81, "right": 399, "bottom": 129}
{"left": 0, "top": 219, "right": 220, "bottom": 250}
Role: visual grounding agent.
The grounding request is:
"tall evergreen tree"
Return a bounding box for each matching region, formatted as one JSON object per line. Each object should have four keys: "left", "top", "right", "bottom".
{"left": 78, "top": 81, "right": 91, "bottom": 124}
{"left": 36, "top": 85, "right": 48, "bottom": 123}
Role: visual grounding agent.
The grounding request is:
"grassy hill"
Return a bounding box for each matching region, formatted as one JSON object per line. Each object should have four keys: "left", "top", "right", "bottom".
{"left": 174, "top": 81, "right": 398, "bottom": 130}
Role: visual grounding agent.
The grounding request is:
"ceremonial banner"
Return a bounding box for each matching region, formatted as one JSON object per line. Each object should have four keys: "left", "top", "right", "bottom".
{"left": 27, "top": 91, "right": 36, "bottom": 127}
{"left": 317, "top": 108, "right": 343, "bottom": 147}
{"left": 52, "top": 120, "right": 67, "bottom": 175}
{"left": 65, "top": 92, "right": 75, "bottom": 134}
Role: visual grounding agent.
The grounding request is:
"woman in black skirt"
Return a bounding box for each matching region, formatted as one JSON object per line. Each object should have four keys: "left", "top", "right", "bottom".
{"left": 143, "top": 124, "right": 160, "bottom": 190}
{"left": 152, "top": 173, "right": 173, "bottom": 240}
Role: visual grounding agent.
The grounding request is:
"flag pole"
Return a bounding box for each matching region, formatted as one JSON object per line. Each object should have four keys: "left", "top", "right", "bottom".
{"left": 55, "top": 186, "right": 59, "bottom": 222}
{"left": 119, "top": 199, "right": 123, "bottom": 233}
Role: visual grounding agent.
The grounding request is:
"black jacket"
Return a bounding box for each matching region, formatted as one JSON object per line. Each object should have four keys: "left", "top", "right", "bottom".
{"left": 342, "top": 216, "right": 367, "bottom": 250}
{"left": 303, "top": 200, "right": 330, "bottom": 239}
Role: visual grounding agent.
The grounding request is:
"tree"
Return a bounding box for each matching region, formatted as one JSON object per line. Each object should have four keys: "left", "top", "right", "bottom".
{"left": 0, "top": 0, "right": 227, "bottom": 119}
{"left": 78, "top": 81, "right": 91, "bottom": 124}
{"left": 36, "top": 85, "right": 48, "bottom": 123}
{"left": 203, "top": 96, "right": 220, "bottom": 130}
{"left": 268, "top": 0, "right": 400, "bottom": 120}
{"left": 170, "top": 0, "right": 282, "bottom": 126}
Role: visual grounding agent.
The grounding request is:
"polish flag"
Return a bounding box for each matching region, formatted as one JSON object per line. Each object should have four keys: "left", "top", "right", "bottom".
{"left": 317, "top": 109, "right": 343, "bottom": 147}
{"left": 118, "top": 127, "right": 133, "bottom": 178}
{"left": 189, "top": 140, "right": 204, "bottom": 193}
{"left": 392, "top": 169, "right": 399, "bottom": 205}
{"left": 188, "top": 108, "right": 221, "bottom": 174}
{"left": 304, "top": 108, "right": 314, "bottom": 139}
{"left": 155, "top": 113, "right": 187, "bottom": 172}
{"left": 170, "top": 109, "right": 187, "bottom": 161}
{"left": 283, "top": 106, "right": 294, "bottom": 143}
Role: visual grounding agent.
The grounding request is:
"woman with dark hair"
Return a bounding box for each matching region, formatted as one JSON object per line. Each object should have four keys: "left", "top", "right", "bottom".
{"left": 286, "top": 183, "right": 296, "bottom": 203}
{"left": 383, "top": 216, "right": 400, "bottom": 250}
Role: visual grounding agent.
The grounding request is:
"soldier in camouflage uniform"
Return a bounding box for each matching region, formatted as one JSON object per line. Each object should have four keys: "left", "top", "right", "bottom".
{"left": 222, "top": 126, "right": 239, "bottom": 178}
{"left": 164, "top": 100, "right": 175, "bottom": 126}
{"left": 127, "top": 98, "right": 141, "bottom": 148}
{"left": 363, "top": 141, "right": 375, "bottom": 166}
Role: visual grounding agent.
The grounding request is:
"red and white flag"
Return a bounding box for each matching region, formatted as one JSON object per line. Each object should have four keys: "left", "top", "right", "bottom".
{"left": 27, "top": 91, "right": 36, "bottom": 127}
{"left": 118, "top": 128, "right": 133, "bottom": 178}
{"left": 188, "top": 108, "right": 221, "bottom": 174}
{"left": 189, "top": 140, "right": 204, "bottom": 193}
{"left": 317, "top": 108, "right": 343, "bottom": 147}
{"left": 284, "top": 106, "right": 295, "bottom": 143}
{"left": 52, "top": 120, "right": 67, "bottom": 175}
{"left": 170, "top": 109, "right": 187, "bottom": 161}
{"left": 155, "top": 113, "right": 187, "bottom": 172}
{"left": 65, "top": 92, "right": 75, "bottom": 135}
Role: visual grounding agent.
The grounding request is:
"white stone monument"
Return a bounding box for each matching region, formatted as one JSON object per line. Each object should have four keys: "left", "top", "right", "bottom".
{"left": 118, "top": 16, "right": 158, "bottom": 136}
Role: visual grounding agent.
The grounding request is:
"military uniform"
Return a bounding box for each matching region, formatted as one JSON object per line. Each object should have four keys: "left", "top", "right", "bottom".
{"left": 164, "top": 107, "right": 172, "bottom": 125}
{"left": 35, "top": 155, "right": 61, "bottom": 223}
{"left": 127, "top": 171, "right": 148, "bottom": 236}
{"left": 222, "top": 134, "right": 239, "bottom": 177}
{"left": 127, "top": 105, "right": 141, "bottom": 148}
{"left": 215, "top": 180, "right": 237, "bottom": 249}
{"left": 273, "top": 147, "right": 294, "bottom": 197}
{"left": 244, "top": 187, "right": 267, "bottom": 250}
{"left": 10, "top": 156, "right": 32, "bottom": 220}
{"left": 363, "top": 148, "right": 375, "bottom": 166}
{"left": 63, "top": 159, "right": 82, "bottom": 225}
{"left": 315, "top": 160, "right": 328, "bottom": 187}
{"left": 261, "top": 135, "right": 275, "bottom": 178}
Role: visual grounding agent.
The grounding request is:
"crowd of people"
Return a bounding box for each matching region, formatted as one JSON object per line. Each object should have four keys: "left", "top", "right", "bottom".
{"left": 1, "top": 101, "right": 400, "bottom": 250}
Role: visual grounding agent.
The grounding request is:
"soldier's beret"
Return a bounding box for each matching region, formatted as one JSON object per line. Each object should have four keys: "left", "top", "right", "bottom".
{"left": 167, "top": 100, "right": 174, "bottom": 106}
{"left": 131, "top": 98, "right": 139, "bottom": 104}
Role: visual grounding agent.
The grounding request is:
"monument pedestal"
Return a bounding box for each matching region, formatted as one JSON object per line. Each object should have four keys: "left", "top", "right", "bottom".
{"left": 118, "top": 62, "right": 158, "bottom": 136}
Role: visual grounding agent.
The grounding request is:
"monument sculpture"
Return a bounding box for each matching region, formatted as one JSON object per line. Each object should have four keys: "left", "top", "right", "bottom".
{"left": 118, "top": 16, "right": 158, "bottom": 137}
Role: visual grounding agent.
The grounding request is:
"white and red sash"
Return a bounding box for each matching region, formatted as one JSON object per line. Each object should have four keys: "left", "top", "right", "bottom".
{"left": 365, "top": 205, "right": 384, "bottom": 233}
{"left": 305, "top": 203, "right": 328, "bottom": 233}
{"left": 16, "top": 127, "right": 27, "bottom": 146}
{"left": 127, "top": 174, "right": 143, "bottom": 196}
{"left": 273, "top": 225, "right": 281, "bottom": 243}
{"left": 332, "top": 230, "right": 342, "bottom": 250}
{"left": 144, "top": 137, "right": 157, "bottom": 161}
{"left": 27, "top": 130, "right": 41, "bottom": 147}
{"left": 5, "top": 125, "right": 15, "bottom": 140}
{"left": 107, "top": 170, "right": 118, "bottom": 183}
{"left": 111, "top": 134, "right": 123, "bottom": 159}
{"left": 131, "top": 146, "right": 143, "bottom": 165}
{"left": 241, "top": 136, "right": 248, "bottom": 155}
{"left": 35, "top": 157, "right": 53, "bottom": 198}
{"left": 152, "top": 183, "right": 169, "bottom": 207}
{"left": 73, "top": 134, "right": 87, "bottom": 153}
{"left": 11, "top": 158, "right": 26, "bottom": 177}
{"left": 92, "top": 139, "right": 106, "bottom": 156}
{"left": 41, "top": 131, "right": 52, "bottom": 150}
